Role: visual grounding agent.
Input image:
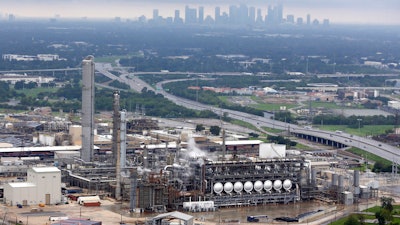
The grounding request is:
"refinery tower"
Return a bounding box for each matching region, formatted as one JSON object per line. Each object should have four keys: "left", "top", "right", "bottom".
{"left": 81, "top": 56, "right": 95, "bottom": 162}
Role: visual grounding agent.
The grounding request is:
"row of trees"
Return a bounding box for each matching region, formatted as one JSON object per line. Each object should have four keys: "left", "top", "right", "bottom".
{"left": 313, "top": 114, "right": 397, "bottom": 127}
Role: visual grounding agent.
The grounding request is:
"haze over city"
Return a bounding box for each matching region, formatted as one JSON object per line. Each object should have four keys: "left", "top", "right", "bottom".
{"left": 0, "top": 0, "right": 399, "bottom": 25}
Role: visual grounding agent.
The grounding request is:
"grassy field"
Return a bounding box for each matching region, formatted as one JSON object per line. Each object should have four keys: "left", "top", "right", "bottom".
{"left": 16, "top": 87, "right": 58, "bottom": 97}
{"left": 347, "top": 147, "right": 392, "bottom": 167}
{"left": 229, "top": 119, "right": 259, "bottom": 131}
{"left": 308, "top": 101, "right": 364, "bottom": 109}
{"left": 318, "top": 125, "right": 393, "bottom": 136}
{"left": 262, "top": 126, "right": 284, "bottom": 134}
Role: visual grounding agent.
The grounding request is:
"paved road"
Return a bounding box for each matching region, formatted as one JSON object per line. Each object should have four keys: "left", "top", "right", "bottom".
{"left": 155, "top": 79, "right": 400, "bottom": 163}
{"left": 95, "top": 64, "right": 400, "bottom": 162}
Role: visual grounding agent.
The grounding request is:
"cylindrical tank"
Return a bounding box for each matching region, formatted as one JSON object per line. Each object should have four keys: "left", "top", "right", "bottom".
{"left": 311, "top": 169, "right": 317, "bottom": 185}
{"left": 273, "top": 180, "right": 282, "bottom": 191}
{"left": 332, "top": 174, "right": 338, "bottom": 187}
{"left": 264, "top": 180, "right": 272, "bottom": 191}
{"left": 254, "top": 181, "right": 263, "bottom": 192}
{"left": 338, "top": 175, "right": 344, "bottom": 190}
{"left": 213, "top": 182, "right": 223, "bottom": 194}
{"left": 234, "top": 182, "right": 243, "bottom": 193}
{"left": 354, "top": 170, "right": 360, "bottom": 187}
{"left": 283, "top": 179, "right": 292, "bottom": 191}
{"left": 224, "top": 182, "right": 233, "bottom": 194}
{"left": 244, "top": 181, "right": 253, "bottom": 193}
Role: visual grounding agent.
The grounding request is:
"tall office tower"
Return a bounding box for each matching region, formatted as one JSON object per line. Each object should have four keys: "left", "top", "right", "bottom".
{"left": 198, "top": 6, "right": 204, "bottom": 24}
{"left": 256, "top": 8, "right": 263, "bottom": 24}
{"left": 229, "top": 5, "right": 238, "bottom": 24}
{"left": 215, "top": 7, "right": 221, "bottom": 24}
{"left": 307, "top": 14, "right": 311, "bottom": 25}
{"left": 186, "top": 6, "right": 197, "bottom": 24}
{"left": 248, "top": 6, "right": 256, "bottom": 24}
{"left": 276, "top": 4, "right": 283, "bottom": 24}
{"left": 81, "top": 56, "right": 95, "bottom": 162}
{"left": 287, "top": 15, "right": 295, "bottom": 24}
{"left": 174, "top": 10, "right": 183, "bottom": 24}
{"left": 266, "top": 5, "right": 273, "bottom": 24}
{"left": 297, "top": 17, "right": 304, "bottom": 25}
{"left": 237, "top": 4, "right": 249, "bottom": 24}
{"left": 153, "top": 9, "right": 159, "bottom": 21}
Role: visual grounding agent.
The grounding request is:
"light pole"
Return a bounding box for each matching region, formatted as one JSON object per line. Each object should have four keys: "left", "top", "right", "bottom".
{"left": 357, "top": 118, "right": 362, "bottom": 134}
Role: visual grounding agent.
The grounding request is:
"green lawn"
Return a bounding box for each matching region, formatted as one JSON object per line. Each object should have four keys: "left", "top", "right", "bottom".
{"left": 347, "top": 147, "right": 391, "bottom": 166}
{"left": 318, "top": 125, "right": 394, "bottom": 136}
{"left": 16, "top": 87, "right": 58, "bottom": 97}
{"left": 262, "top": 126, "right": 284, "bottom": 134}
{"left": 229, "top": 119, "right": 259, "bottom": 131}
{"left": 309, "top": 101, "right": 364, "bottom": 109}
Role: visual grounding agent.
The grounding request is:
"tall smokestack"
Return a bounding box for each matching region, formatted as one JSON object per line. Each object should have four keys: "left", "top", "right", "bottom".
{"left": 112, "top": 91, "right": 122, "bottom": 200}
{"left": 81, "top": 55, "right": 95, "bottom": 162}
{"left": 120, "top": 110, "right": 127, "bottom": 169}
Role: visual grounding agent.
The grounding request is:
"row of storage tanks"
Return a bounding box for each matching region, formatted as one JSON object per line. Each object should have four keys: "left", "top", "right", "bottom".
{"left": 213, "top": 180, "right": 293, "bottom": 194}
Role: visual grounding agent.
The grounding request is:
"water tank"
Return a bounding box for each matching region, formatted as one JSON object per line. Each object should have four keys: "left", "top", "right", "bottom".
{"left": 213, "top": 182, "right": 223, "bottom": 194}
{"left": 338, "top": 175, "right": 344, "bottom": 190}
{"left": 332, "top": 174, "right": 338, "bottom": 186}
{"left": 244, "top": 181, "right": 253, "bottom": 193}
{"left": 224, "top": 182, "right": 233, "bottom": 194}
{"left": 283, "top": 179, "right": 292, "bottom": 191}
{"left": 234, "top": 182, "right": 243, "bottom": 193}
{"left": 264, "top": 180, "right": 272, "bottom": 191}
{"left": 273, "top": 180, "right": 282, "bottom": 191}
{"left": 254, "top": 181, "right": 263, "bottom": 192}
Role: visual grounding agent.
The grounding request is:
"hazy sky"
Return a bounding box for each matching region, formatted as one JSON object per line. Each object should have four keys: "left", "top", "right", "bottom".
{"left": 0, "top": 0, "right": 399, "bottom": 25}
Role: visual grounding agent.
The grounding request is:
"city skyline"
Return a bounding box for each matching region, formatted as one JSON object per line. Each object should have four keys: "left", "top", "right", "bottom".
{"left": 0, "top": 0, "right": 399, "bottom": 25}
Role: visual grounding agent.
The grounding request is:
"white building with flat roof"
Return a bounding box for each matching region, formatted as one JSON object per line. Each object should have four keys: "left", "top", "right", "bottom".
{"left": 4, "top": 166, "right": 62, "bottom": 206}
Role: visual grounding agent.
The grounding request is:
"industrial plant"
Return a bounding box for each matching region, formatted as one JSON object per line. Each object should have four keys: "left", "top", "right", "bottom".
{"left": 0, "top": 56, "right": 383, "bottom": 224}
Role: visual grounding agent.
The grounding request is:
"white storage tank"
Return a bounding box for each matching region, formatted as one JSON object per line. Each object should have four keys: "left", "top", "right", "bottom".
{"left": 254, "top": 181, "right": 263, "bottom": 193}
{"left": 283, "top": 179, "right": 292, "bottom": 191}
{"left": 273, "top": 180, "right": 282, "bottom": 191}
{"left": 224, "top": 182, "right": 233, "bottom": 194}
{"left": 244, "top": 181, "right": 253, "bottom": 193}
{"left": 213, "top": 182, "right": 223, "bottom": 194}
{"left": 264, "top": 180, "right": 272, "bottom": 192}
{"left": 234, "top": 182, "right": 243, "bottom": 193}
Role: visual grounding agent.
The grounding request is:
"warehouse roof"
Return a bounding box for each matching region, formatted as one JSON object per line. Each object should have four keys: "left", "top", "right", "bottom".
{"left": 32, "top": 166, "right": 60, "bottom": 173}
{"left": 152, "top": 211, "right": 193, "bottom": 222}
{"left": 8, "top": 182, "right": 36, "bottom": 188}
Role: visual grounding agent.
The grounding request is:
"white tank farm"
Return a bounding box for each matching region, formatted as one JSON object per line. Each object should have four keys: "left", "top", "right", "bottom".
{"left": 273, "top": 180, "right": 282, "bottom": 191}
{"left": 213, "top": 182, "right": 223, "bottom": 194}
{"left": 224, "top": 182, "right": 234, "bottom": 194}
{"left": 254, "top": 180, "right": 263, "bottom": 192}
{"left": 244, "top": 181, "right": 253, "bottom": 193}
{"left": 234, "top": 182, "right": 243, "bottom": 193}
{"left": 283, "top": 179, "right": 292, "bottom": 191}
{"left": 264, "top": 180, "right": 272, "bottom": 191}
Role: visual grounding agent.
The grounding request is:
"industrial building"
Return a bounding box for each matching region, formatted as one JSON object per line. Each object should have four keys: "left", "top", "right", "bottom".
{"left": 4, "top": 166, "right": 61, "bottom": 206}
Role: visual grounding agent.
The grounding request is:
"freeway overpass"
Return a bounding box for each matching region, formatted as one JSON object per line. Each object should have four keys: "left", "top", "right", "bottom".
{"left": 155, "top": 79, "right": 400, "bottom": 163}
{"left": 95, "top": 64, "right": 400, "bottom": 163}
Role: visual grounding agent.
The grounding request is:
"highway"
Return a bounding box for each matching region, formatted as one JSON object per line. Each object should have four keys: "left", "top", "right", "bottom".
{"left": 155, "top": 79, "right": 400, "bottom": 163}
{"left": 95, "top": 64, "right": 400, "bottom": 163}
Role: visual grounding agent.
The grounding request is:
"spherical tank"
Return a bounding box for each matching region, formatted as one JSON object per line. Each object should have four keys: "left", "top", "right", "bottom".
{"left": 244, "top": 181, "right": 253, "bottom": 193}
{"left": 273, "top": 180, "right": 282, "bottom": 191}
{"left": 234, "top": 182, "right": 243, "bottom": 193}
{"left": 213, "top": 182, "right": 223, "bottom": 194}
{"left": 283, "top": 179, "right": 292, "bottom": 191}
{"left": 264, "top": 180, "right": 272, "bottom": 191}
{"left": 254, "top": 180, "right": 263, "bottom": 192}
{"left": 224, "top": 182, "right": 233, "bottom": 193}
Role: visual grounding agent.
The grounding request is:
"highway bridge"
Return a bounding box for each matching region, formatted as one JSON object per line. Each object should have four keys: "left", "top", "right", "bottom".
{"left": 155, "top": 79, "right": 400, "bottom": 163}
{"left": 94, "top": 65, "right": 400, "bottom": 163}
